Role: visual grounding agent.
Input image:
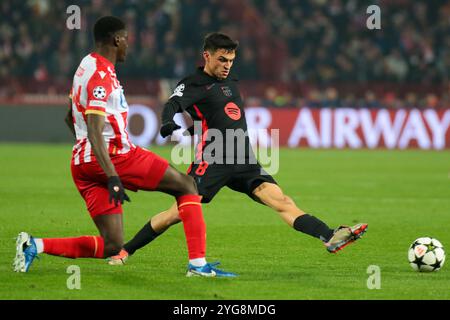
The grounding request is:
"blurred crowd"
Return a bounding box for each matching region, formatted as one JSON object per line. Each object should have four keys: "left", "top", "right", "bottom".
{"left": 0, "top": 0, "right": 224, "bottom": 80}
{"left": 0, "top": 0, "right": 448, "bottom": 108}
{"left": 255, "top": 0, "right": 449, "bottom": 84}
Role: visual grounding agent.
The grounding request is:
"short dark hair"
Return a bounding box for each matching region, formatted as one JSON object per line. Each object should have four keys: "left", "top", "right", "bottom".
{"left": 93, "top": 16, "right": 126, "bottom": 44}
{"left": 203, "top": 33, "right": 239, "bottom": 53}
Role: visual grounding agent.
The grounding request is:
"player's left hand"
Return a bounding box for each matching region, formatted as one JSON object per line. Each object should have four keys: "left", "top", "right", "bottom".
{"left": 160, "top": 121, "right": 181, "bottom": 138}
{"left": 107, "top": 176, "right": 131, "bottom": 206}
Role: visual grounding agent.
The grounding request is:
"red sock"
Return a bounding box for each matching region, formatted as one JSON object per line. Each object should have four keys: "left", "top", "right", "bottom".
{"left": 177, "top": 195, "right": 206, "bottom": 259}
{"left": 42, "top": 236, "right": 104, "bottom": 258}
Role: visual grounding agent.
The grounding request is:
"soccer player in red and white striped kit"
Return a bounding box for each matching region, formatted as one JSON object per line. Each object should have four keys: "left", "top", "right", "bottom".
{"left": 13, "top": 16, "right": 235, "bottom": 277}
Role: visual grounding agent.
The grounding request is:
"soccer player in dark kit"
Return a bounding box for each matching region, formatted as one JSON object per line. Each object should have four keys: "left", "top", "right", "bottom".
{"left": 109, "top": 33, "right": 368, "bottom": 275}
{"left": 13, "top": 17, "right": 235, "bottom": 277}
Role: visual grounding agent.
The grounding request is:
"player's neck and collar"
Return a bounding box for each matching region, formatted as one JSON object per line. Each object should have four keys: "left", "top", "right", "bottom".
{"left": 91, "top": 47, "right": 116, "bottom": 70}
{"left": 198, "top": 66, "right": 238, "bottom": 82}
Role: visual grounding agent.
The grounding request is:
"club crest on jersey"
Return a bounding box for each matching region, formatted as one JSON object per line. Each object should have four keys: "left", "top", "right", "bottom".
{"left": 221, "top": 86, "right": 232, "bottom": 97}
{"left": 93, "top": 86, "right": 106, "bottom": 99}
{"left": 170, "top": 83, "right": 185, "bottom": 98}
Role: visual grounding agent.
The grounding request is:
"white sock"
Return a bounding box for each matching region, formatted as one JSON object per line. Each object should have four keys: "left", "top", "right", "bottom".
{"left": 189, "top": 258, "right": 207, "bottom": 267}
{"left": 34, "top": 238, "right": 44, "bottom": 254}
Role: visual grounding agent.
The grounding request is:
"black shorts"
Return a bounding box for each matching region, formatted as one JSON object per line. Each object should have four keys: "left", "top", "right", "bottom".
{"left": 187, "top": 161, "right": 277, "bottom": 203}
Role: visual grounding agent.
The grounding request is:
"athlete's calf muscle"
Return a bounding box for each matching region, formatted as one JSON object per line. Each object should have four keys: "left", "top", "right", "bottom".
{"left": 151, "top": 203, "right": 182, "bottom": 233}
{"left": 253, "top": 182, "right": 304, "bottom": 226}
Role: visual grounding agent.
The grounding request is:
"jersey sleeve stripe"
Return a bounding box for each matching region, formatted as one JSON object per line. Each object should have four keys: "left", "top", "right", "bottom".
{"left": 86, "top": 105, "right": 106, "bottom": 111}
{"left": 85, "top": 109, "right": 106, "bottom": 116}
{"left": 178, "top": 202, "right": 202, "bottom": 208}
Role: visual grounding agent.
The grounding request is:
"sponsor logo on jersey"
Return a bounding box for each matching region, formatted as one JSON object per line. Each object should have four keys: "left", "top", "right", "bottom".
{"left": 170, "top": 83, "right": 185, "bottom": 98}
{"left": 224, "top": 102, "right": 241, "bottom": 120}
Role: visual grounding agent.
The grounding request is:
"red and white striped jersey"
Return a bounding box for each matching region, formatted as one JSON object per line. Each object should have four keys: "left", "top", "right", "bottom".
{"left": 70, "top": 52, "right": 135, "bottom": 165}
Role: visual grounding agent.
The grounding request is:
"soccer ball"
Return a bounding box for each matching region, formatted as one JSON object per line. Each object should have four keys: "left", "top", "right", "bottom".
{"left": 408, "top": 237, "right": 445, "bottom": 272}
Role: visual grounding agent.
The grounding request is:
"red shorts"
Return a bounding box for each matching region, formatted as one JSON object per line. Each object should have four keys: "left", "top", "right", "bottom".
{"left": 71, "top": 147, "right": 169, "bottom": 218}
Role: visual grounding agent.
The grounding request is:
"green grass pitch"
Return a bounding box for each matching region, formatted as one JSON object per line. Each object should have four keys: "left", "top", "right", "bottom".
{"left": 0, "top": 144, "right": 449, "bottom": 299}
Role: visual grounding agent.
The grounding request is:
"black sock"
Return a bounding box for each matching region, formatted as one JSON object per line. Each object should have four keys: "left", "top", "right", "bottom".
{"left": 293, "top": 214, "right": 334, "bottom": 242}
{"left": 124, "top": 221, "right": 161, "bottom": 255}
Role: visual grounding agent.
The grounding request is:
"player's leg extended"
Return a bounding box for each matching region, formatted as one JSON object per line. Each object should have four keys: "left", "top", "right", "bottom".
{"left": 13, "top": 185, "right": 125, "bottom": 272}
{"left": 13, "top": 223, "right": 114, "bottom": 273}
{"left": 252, "top": 182, "right": 305, "bottom": 227}
{"left": 110, "top": 156, "right": 235, "bottom": 276}
{"left": 113, "top": 163, "right": 235, "bottom": 276}
{"left": 155, "top": 165, "right": 235, "bottom": 276}
{"left": 39, "top": 186, "right": 125, "bottom": 259}
{"left": 120, "top": 160, "right": 225, "bottom": 257}
{"left": 253, "top": 182, "right": 333, "bottom": 240}
{"left": 154, "top": 165, "right": 207, "bottom": 266}
{"left": 110, "top": 201, "right": 201, "bottom": 266}
{"left": 13, "top": 231, "right": 108, "bottom": 272}
{"left": 13, "top": 212, "right": 125, "bottom": 272}
{"left": 252, "top": 182, "right": 368, "bottom": 252}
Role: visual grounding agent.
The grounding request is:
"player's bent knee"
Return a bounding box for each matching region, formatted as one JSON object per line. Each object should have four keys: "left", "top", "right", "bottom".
{"left": 179, "top": 174, "right": 198, "bottom": 195}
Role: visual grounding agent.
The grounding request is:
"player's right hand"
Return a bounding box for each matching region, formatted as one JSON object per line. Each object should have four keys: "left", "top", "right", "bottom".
{"left": 160, "top": 121, "right": 181, "bottom": 138}
{"left": 107, "top": 176, "right": 131, "bottom": 206}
